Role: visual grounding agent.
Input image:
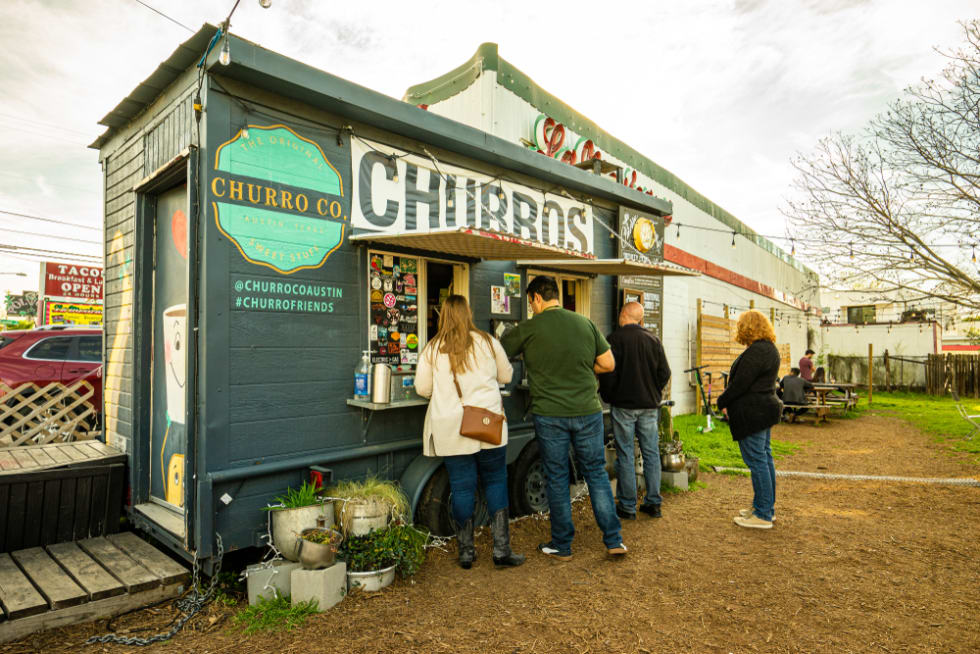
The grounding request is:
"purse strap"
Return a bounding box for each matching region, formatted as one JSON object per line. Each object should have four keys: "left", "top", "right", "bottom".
{"left": 451, "top": 369, "right": 465, "bottom": 401}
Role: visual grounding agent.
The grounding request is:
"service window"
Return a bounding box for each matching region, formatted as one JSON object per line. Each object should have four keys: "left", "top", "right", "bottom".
{"left": 24, "top": 336, "right": 73, "bottom": 361}
{"left": 367, "top": 250, "right": 468, "bottom": 366}
{"left": 526, "top": 270, "right": 592, "bottom": 319}
{"left": 73, "top": 335, "right": 103, "bottom": 362}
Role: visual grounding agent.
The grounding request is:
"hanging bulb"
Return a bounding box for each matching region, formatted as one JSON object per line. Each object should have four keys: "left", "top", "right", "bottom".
{"left": 676, "top": 223, "right": 681, "bottom": 239}
{"left": 241, "top": 126, "right": 249, "bottom": 140}
{"left": 447, "top": 196, "right": 454, "bottom": 208}
{"left": 259, "top": 0, "right": 272, "bottom": 7}
{"left": 849, "top": 245, "right": 854, "bottom": 260}
{"left": 909, "top": 250, "right": 914, "bottom": 262}
{"left": 219, "top": 39, "right": 231, "bottom": 66}
{"left": 972, "top": 246, "right": 976, "bottom": 263}
{"left": 389, "top": 156, "right": 399, "bottom": 183}
{"left": 731, "top": 232, "right": 736, "bottom": 249}
{"left": 791, "top": 239, "right": 796, "bottom": 256}
{"left": 498, "top": 186, "right": 505, "bottom": 201}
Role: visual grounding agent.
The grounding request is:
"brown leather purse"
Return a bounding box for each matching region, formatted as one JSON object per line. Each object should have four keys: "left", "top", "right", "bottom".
{"left": 452, "top": 370, "right": 505, "bottom": 445}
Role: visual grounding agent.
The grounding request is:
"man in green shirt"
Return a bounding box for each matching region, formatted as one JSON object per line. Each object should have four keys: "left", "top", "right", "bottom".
{"left": 501, "top": 275, "right": 626, "bottom": 560}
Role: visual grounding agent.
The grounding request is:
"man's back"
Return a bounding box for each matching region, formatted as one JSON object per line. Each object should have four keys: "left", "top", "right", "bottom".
{"left": 501, "top": 307, "right": 608, "bottom": 417}
{"left": 599, "top": 324, "right": 670, "bottom": 409}
{"left": 780, "top": 375, "right": 812, "bottom": 405}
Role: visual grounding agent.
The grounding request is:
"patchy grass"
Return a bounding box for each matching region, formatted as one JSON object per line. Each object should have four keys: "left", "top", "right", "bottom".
{"left": 233, "top": 595, "right": 319, "bottom": 635}
{"left": 865, "top": 391, "right": 980, "bottom": 461}
{"left": 670, "top": 413, "right": 801, "bottom": 471}
{"left": 661, "top": 480, "right": 707, "bottom": 494}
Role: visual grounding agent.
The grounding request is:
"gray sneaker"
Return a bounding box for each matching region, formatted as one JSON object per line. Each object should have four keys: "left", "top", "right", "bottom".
{"left": 739, "top": 508, "right": 775, "bottom": 522}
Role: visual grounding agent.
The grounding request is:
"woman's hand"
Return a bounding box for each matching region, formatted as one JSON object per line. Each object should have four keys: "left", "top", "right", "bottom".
{"left": 722, "top": 407, "right": 728, "bottom": 418}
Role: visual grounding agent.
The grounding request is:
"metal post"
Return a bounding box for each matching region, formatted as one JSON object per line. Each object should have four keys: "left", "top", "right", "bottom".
{"left": 695, "top": 298, "right": 703, "bottom": 415}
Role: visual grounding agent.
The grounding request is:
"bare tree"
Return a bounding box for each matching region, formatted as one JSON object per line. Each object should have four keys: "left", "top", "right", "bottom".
{"left": 785, "top": 20, "right": 980, "bottom": 312}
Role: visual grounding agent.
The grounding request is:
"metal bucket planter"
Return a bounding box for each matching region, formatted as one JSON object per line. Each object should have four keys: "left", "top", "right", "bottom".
{"left": 271, "top": 502, "right": 335, "bottom": 562}
{"left": 661, "top": 452, "right": 686, "bottom": 472}
{"left": 297, "top": 517, "right": 344, "bottom": 570}
{"left": 347, "top": 564, "right": 396, "bottom": 592}
{"left": 341, "top": 498, "right": 390, "bottom": 537}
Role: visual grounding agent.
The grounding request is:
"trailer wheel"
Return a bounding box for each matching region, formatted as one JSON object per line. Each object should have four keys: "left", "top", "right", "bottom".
{"left": 509, "top": 441, "right": 550, "bottom": 515}
{"left": 415, "top": 466, "right": 489, "bottom": 538}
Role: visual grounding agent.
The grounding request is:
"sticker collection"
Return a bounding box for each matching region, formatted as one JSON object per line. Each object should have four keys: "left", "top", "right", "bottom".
{"left": 369, "top": 254, "right": 420, "bottom": 366}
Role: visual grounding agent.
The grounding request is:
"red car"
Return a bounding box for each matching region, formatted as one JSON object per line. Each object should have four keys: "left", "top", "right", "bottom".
{"left": 0, "top": 327, "right": 103, "bottom": 424}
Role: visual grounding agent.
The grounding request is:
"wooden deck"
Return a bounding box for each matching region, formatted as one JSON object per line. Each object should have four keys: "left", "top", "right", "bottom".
{"left": 0, "top": 531, "right": 189, "bottom": 643}
{"left": 0, "top": 441, "right": 125, "bottom": 475}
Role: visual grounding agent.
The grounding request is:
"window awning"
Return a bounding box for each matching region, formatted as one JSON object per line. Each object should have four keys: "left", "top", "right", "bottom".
{"left": 349, "top": 227, "right": 596, "bottom": 261}
{"left": 516, "top": 257, "right": 699, "bottom": 277}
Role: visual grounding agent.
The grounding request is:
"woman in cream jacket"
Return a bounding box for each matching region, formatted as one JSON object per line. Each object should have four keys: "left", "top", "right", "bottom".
{"left": 414, "top": 295, "right": 524, "bottom": 570}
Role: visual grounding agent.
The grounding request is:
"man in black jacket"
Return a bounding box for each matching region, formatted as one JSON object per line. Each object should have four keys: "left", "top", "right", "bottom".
{"left": 599, "top": 302, "right": 671, "bottom": 519}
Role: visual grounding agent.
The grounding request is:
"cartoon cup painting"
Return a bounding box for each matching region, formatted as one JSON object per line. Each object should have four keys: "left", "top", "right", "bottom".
{"left": 163, "top": 304, "right": 187, "bottom": 423}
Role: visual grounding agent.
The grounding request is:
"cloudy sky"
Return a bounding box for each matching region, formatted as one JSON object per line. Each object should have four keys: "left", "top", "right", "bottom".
{"left": 0, "top": 0, "right": 975, "bottom": 295}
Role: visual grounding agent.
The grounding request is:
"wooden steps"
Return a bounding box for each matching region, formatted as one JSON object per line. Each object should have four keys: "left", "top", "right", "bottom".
{"left": 0, "top": 532, "right": 189, "bottom": 643}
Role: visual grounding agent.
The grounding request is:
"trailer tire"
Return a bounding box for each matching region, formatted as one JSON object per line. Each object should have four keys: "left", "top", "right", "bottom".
{"left": 509, "top": 440, "right": 550, "bottom": 516}
{"left": 415, "top": 466, "right": 491, "bottom": 538}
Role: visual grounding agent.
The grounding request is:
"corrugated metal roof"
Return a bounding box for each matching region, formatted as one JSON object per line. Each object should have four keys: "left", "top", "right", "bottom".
{"left": 89, "top": 24, "right": 220, "bottom": 149}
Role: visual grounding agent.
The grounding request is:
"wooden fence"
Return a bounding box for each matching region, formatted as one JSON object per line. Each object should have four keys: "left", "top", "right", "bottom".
{"left": 925, "top": 354, "right": 980, "bottom": 397}
{"left": 0, "top": 381, "right": 100, "bottom": 447}
{"left": 695, "top": 301, "right": 791, "bottom": 411}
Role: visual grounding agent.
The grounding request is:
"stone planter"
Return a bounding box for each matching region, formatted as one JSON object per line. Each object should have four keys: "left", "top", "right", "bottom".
{"left": 271, "top": 502, "right": 335, "bottom": 562}
{"left": 347, "top": 564, "right": 396, "bottom": 592}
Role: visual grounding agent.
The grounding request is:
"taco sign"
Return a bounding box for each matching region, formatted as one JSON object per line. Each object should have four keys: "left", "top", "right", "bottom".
{"left": 42, "top": 262, "right": 103, "bottom": 301}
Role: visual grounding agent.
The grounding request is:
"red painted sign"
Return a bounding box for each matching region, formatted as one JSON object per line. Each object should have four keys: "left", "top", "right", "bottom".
{"left": 42, "top": 262, "right": 104, "bottom": 301}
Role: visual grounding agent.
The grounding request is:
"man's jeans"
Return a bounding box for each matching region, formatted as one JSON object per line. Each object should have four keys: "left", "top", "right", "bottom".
{"left": 737, "top": 427, "right": 776, "bottom": 521}
{"left": 532, "top": 412, "right": 622, "bottom": 555}
{"left": 611, "top": 406, "right": 662, "bottom": 513}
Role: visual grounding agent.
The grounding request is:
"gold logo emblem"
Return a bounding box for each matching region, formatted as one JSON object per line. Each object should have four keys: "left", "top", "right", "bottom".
{"left": 482, "top": 417, "right": 491, "bottom": 425}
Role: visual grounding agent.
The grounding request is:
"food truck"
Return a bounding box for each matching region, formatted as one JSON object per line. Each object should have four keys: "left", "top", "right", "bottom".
{"left": 92, "top": 26, "right": 695, "bottom": 570}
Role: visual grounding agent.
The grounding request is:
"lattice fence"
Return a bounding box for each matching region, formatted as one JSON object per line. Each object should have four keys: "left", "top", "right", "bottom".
{"left": 0, "top": 381, "right": 100, "bottom": 447}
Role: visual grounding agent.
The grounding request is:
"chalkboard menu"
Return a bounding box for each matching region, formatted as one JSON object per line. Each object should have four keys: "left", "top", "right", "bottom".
{"left": 618, "top": 207, "right": 665, "bottom": 337}
{"left": 368, "top": 252, "right": 420, "bottom": 366}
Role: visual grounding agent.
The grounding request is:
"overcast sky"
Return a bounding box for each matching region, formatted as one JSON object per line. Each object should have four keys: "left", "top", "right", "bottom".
{"left": 0, "top": 0, "right": 975, "bottom": 296}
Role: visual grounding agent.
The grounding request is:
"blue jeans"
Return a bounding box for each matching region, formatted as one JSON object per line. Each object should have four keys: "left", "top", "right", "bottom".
{"left": 611, "top": 406, "right": 662, "bottom": 512}
{"left": 532, "top": 412, "right": 622, "bottom": 554}
{"left": 442, "top": 446, "right": 509, "bottom": 525}
{"left": 737, "top": 427, "right": 776, "bottom": 521}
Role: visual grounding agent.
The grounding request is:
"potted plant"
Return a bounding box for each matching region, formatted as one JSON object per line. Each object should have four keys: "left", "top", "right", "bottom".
{"left": 341, "top": 521, "right": 428, "bottom": 592}
{"left": 326, "top": 477, "right": 410, "bottom": 537}
{"left": 660, "top": 431, "right": 686, "bottom": 472}
{"left": 265, "top": 481, "right": 334, "bottom": 562}
{"left": 297, "top": 515, "right": 344, "bottom": 570}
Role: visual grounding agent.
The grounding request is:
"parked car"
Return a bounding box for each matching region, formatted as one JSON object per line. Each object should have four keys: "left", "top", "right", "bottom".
{"left": 0, "top": 327, "right": 104, "bottom": 429}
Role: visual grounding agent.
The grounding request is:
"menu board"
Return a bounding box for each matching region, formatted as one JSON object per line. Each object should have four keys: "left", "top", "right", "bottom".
{"left": 368, "top": 253, "right": 420, "bottom": 366}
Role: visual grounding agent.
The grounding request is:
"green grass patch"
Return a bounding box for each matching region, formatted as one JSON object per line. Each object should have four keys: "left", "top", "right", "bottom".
{"left": 661, "top": 480, "right": 707, "bottom": 494}
{"left": 671, "top": 414, "right": 800, "bottom": 471}
{"left": 233, "top": 595, "right": 319, "bottom": 635}
{"left": 864, "top": 391, "right": 980, "bottom": 461}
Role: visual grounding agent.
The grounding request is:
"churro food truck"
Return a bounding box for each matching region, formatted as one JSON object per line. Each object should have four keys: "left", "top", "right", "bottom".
{"left": 92, "top": 26, "right": 691, "bottom": 569}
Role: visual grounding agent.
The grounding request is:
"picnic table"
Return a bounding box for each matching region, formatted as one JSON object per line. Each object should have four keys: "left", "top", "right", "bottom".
{"left": 780, "top": 382, "right": 859, "bottom": 425}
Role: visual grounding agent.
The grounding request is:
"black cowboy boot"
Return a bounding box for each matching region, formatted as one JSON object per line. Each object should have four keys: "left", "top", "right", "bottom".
{"left": 491, "top": 509, "right": 526, "bottom": 568}
{"left": 455, "top": 519, "right": 475, "bottom": 569}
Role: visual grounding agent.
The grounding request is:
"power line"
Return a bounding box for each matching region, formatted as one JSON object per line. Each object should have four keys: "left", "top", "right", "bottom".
{"left": 2, "top": 227, "right": 101, "bottom": 246}
{"left": 0, "top": 244, "right": 101, "bottom": 261}
{"left": 132, "top": 0, "right": 195, "bottom": 33}
{"left": 0, "top": 209, "right": 101, "bottom": 232}
{"left": 0, "top": 112, "right": 93, "bottom": 137}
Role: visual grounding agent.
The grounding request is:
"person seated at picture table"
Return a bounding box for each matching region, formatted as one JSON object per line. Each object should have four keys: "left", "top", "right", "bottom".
{"left": 779, "top": 367, "right": 813, "bottom": 423}
{"left": 812, "top": 366, "right": 826, "bottom": 384}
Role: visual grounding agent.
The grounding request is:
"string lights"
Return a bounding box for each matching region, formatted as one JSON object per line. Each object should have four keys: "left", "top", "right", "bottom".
{"left": 731, "top": 231, "right": 736, "bottom": 249}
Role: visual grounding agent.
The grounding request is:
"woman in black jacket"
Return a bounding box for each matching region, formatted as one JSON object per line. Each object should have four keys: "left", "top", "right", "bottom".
{"left": 716, "top": 310, "right": 782, "bottom": 529}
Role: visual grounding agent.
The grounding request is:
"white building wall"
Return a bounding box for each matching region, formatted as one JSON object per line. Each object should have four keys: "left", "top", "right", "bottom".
{"left": 428, "top": 71, "right": 819, "bottom": 414}
{"left": 819, "top": 323, "right": 941, "bottom": 357}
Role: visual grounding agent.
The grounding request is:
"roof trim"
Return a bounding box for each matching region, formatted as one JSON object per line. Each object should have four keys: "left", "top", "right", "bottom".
{"left": 204, "top": 35, "right": 672, "bottom": 217}
{"left": 516, "top": 258, "right": 699, "bottom": 277}
{"left": 404, "top": 43, "right": 815, "bottom": 279}
{"left": 90, "top": 24, "right": 220, "bottom": 150}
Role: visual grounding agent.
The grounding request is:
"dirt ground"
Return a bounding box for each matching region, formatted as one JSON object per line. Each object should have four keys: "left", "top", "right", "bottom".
{"left": 6, "top": 410, "right": 980, "bottom": 654}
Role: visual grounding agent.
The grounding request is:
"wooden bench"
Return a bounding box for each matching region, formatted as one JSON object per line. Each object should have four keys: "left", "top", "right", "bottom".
{"left": 782, "top": 403, "right": 835, "bottom": 425}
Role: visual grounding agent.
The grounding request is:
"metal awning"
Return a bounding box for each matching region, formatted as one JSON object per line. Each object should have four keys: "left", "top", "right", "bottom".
{"left": 516, "top": 257, "right": 699, "bottom": 276}
{"left": 349, "top": 227, "right": 596, "bottom": 261}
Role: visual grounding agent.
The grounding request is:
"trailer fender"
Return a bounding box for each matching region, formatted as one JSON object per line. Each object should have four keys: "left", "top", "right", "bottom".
{"left": 399, "top": 454, "right": 445, "bottom": 516}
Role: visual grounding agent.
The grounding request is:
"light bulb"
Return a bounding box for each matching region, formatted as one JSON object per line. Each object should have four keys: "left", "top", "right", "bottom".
{"left": 392, "top": 172, "right": 399, "bottom": 183}
{"left": 447, "top": 197, "right": 454, "bottom": 208}
{"left": 498, "top": 188, "right": 505, "bottom": 201}
{"left": 259, "top": 0, "right": 272, "bottom": 7}
{"left": 241, "top": 126, "right": 250, "bottom": 139}
{"left": 731, "top": 232, "right": 736, "bottom": 249}
{"left": 676, "top": 224, "right": 680, "bottom": 238}
{"left": 973, "top": 247, "right": 977, "bottom": 263}
{"left": 791, "top": 240, "right": 796, "bottom": 256}
{"left": 219, "top": 39, "right": 231, "bottom": 66}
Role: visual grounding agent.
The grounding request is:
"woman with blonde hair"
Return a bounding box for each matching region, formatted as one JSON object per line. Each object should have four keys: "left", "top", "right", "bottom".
{"left": 414, "top": 295, "right": 525, "bottom": 569}
{"left": 716, "top": 310, "right": 782, "bottom": 529}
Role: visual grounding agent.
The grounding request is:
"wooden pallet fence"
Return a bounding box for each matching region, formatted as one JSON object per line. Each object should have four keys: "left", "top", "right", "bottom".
{"left": 695, "top": 301, "right": 792, "bottom": 411}
{"left": 0, "top": 381, "right": 99, "bottom": 446}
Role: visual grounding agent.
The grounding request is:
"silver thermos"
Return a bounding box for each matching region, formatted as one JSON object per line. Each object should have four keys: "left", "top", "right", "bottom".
{"left": 371, "top": 363, "right": 391, "bottom": 404}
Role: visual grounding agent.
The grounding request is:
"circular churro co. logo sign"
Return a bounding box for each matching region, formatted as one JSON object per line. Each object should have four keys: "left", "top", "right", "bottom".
{"left": 211, "top": 124, "right": 347, "bottom": 274}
